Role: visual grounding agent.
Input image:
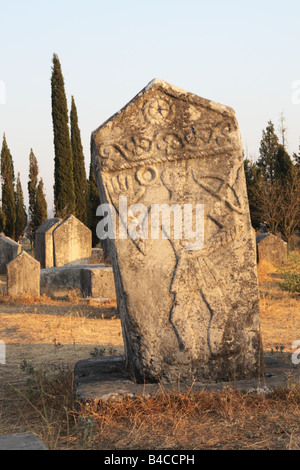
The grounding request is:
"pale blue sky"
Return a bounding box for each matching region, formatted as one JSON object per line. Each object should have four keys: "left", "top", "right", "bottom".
{"left": 1, "top": 0, "right": 300, "bottom": 212}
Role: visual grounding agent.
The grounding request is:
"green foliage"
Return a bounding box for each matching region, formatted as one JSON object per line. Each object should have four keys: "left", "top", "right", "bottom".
{"left": 257, "top": 120, "right": 280, "bottom": 183}
{"left": 27, "top": 149, "right": 39, "bottom": 244}
{"left": 279, "top": 252, "right": 300, "bottom": 293}
{"left": 243, "top": 158, "right": 263, "bottom": 229}
{"left": 33, "top": 178, "right": 47, "bottom": 231}
{"left": 70, "top": 96, "right": 88, "bottom": 224}
{"left": 51, "top": 53, "right": 75, "bottom": 218}
{"left": 27, "top": 150, "right": 47, "bottom": 245}
{"left": 0, "top": 207, "right": 6, "bottom": 233}
{"left": 274, "top": 145, "right": 293, "bottom": 183}
{"left": 87, "top": 160, "right": 100, "bottom": 247}
{"left": 244, "top": 120, "right": 300, "bottom": 242}
{"left": 15, "top": 172, "right": 27, "bottom": 241}
{"left": 1, "top": 134, "right": 16, "bottom": 239}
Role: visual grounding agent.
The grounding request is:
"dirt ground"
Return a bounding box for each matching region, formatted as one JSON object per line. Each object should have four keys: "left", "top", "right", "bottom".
{"left": 0, "top": 256, "right": 299, "bottom": 450}
{"left": 0, "top": 299, "right": 124, "bottom": 395}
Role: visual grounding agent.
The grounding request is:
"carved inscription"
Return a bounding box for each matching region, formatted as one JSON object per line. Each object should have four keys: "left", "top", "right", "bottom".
{"left": 97, "top": 121, "right": 238, "bottom": 172}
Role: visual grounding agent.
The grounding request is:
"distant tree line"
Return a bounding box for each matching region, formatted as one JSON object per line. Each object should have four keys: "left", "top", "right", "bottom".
{"left": 0, "top": 135, "right": 47, "bottom": 244}
{"left": 244, "top": 119, "right": 300, "bottom": 245}
{"left": 0, "top": 53, "right": 100, "bottom": 247}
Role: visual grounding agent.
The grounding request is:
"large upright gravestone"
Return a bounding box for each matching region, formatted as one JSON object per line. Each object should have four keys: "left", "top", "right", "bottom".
{"left": 52, "top": 215, "right": 92, "bottom": 267}
{"left": 35, "top": 218, "right": 62, "bottom": 269}
{"left": 91, "top": 79, "right": 262, "bottom": 383}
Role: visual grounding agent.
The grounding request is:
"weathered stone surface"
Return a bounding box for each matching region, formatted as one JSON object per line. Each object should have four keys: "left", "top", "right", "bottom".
{"left": 80, "top": 266, "right": 116, "bottom": 298}
{"left": 7, "top": 251, "right": 40, "bottom": 297}
{"left": 35, "top": 218, "right": 62, "bottom": 268}
{"left": 0, "top": 235, "right": 21, "bottom": 274}
{"left": 74, "top": 354, "right": 299, "bottom": 403}
{"left": 91, "top": 247, "right": 104, "bottom": 264}
{"left": 256, "top": 233, "right": 287, "bottom": 265}
{"left": 40, "top": 264, "right": 115, "bottom": 299}
{"left": 0, "top": 432, "right": 47, "bottom": 450}
{"left": 91, "top": 79, "right": 262, "bottom": 383}
{"left": 53, "top": 215, "right": 92, "bottom": 267}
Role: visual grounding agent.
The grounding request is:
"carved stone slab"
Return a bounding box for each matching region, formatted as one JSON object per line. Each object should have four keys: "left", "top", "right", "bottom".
{"left": 7, "top": 251, "right": 40, "bottom": 297}
{"left": 91, "top": 79, "right": 262, "bottom": 383}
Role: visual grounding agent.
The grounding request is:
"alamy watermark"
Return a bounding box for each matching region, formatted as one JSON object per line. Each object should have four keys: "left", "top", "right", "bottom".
{"left": 292, "top": 340, "right": 300, "bottom": 365}
{"left": 96, "top": 197, "right": 205, "bottom": 251}
{"left": 0, "top": 81, "right": 6, "bottom": 105}
{"left": 0, "top": 340, "right": 5, "bottom": 365}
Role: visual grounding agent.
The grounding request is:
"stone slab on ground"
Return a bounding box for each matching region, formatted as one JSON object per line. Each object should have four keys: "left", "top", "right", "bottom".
{"left": 0, "top": 432, "right": 47, "bottom": 450}
{"left": 40, "top": 264, "right": 114, "bottom": 299}
{"left": 74, "top": 354, "right": 300, "bottom": 403}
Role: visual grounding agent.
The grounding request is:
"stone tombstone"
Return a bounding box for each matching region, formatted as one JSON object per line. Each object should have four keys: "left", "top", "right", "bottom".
{"left": 91, "top": 79, "right": 262, "bottom": 384}
{"left": 53, "top": 215, "right": 92, "bottom": 267}
{"left": 80, "top": 266, "right": 116, "bottom": 299}
{"left": 7, "top": 251, "right": 40, "bottom": 297}
{"left": 35, "top": 218, "right": 62, "bottom": 269}
{"left": 0, "top": 236, "right": 21, "bottom": 274}
{"left": 256, "top": 233, "right": 287, "bottom": 265}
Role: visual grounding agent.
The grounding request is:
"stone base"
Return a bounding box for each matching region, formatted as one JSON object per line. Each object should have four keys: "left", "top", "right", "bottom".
{"left": 74, "top": 354, "right": 300, "bottom": 404}
{"left": 0, "top": 432, "right": 47, "bottom": 450}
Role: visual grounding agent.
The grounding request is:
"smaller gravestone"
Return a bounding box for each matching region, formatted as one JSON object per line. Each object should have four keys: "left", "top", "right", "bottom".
{"left": 53, "top": 215, "right": 92, "bottom": 267}
{"left": 80, "top": 266, "right": 116, "bottom": 299}
{"left": 7, "top": 251, "right": 40, "bottom": 297}
{"left": 0, "top": 236, "right": 21, "bottom": 274}
{"left": 256, "top": 233, "right": 287, "bottom": 265}
{"left": 35, "top": 218, "right": 62, "bottom": 268}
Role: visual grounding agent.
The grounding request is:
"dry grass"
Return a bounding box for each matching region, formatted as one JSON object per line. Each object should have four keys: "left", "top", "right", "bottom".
{"left": 0, "top": 251, "right": 299, "bottom": 450}
{"left": 258, "top": 252, "right": 300, "bottom": 352}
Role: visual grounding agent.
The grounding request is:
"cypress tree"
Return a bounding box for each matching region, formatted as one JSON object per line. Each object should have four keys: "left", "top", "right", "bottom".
{"left": 0, "top": 134, "right": 16, "bottom": 239}
{"left": 15, "top": 172, "right": 27, "bottom": 241}
{"left": 87, "top": 160, "right": 100, "bottom": 247}
{"left": 33, "top": 178, "right": 47, "bottom": 231}
{"left": 0, "top": 208, "right": 5, "bottom": 233}
{"left": 70, "top": 95, "right": 88, "bottom": 224}
{"left": 27, "top": 148, "right": 39, "bottom": 245}
{"left": 51, "top": 53, "right": 75, "bottom": 218}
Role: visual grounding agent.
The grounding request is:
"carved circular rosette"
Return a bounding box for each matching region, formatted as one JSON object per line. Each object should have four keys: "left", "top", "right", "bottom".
{"left": 142, "top": 96, "right": 175, "bottom": 124}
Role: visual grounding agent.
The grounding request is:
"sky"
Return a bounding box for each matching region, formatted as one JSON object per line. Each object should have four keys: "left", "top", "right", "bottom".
{"left": 1, "top": 0, "right": 300, "bottom": 214}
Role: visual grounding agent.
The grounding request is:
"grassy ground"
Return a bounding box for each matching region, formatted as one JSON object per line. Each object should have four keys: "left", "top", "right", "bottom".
{"left": 0, "top": 252, "right": 299, "bottom": 450}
